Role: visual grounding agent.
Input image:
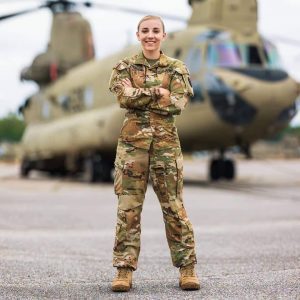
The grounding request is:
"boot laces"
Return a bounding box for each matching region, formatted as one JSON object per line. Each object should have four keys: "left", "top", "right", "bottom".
{"left": 181, "top": 265, "right": 195, "bottom": 277}
{"left": 117, "top": 268, "right": 130, "bottom": 279}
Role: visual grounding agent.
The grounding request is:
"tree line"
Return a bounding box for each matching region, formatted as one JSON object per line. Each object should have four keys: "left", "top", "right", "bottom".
{"left": 0, "top": 114, "right": 25, "bottom": 143}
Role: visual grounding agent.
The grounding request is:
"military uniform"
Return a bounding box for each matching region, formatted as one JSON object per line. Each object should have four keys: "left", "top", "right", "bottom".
{"left": 109, "top": 51, "right": 197, "bottom": 270}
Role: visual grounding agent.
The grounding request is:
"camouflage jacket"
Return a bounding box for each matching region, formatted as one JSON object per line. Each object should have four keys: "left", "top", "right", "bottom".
{"left": 109, "top": 51, "right": 194, "bottom": 116}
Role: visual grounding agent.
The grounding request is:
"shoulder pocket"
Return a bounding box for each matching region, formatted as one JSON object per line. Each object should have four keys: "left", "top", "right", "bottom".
{"left": 114, "top": 60, "right": 129, "bottom": 71}
{"left": 173, "top": 65, "right": 194, "bottom": 97}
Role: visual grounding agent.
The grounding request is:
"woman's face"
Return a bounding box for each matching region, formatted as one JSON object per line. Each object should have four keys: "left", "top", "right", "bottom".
{"left": 136, "top": 19, "right": 166, "bottom": 54}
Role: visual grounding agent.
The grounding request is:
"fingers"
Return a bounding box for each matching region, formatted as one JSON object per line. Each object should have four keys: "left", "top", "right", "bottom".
{"left": 121, "top": 78, "right": 132, "bottom": 87}
{"left": 159, "top": 88, "right": 170, "bottom": 97}
{"left": 154, "top": 88, "right": 161, "bottom": 98}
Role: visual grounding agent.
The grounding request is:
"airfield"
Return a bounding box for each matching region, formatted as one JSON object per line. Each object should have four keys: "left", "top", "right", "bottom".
{"left": 0, "top": 158, "right": 299, "bottom": 299}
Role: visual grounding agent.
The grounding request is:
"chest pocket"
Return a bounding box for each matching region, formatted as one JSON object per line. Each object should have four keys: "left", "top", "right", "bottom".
{"left": 130, "top": 65, "right": 146, "bottom": 88}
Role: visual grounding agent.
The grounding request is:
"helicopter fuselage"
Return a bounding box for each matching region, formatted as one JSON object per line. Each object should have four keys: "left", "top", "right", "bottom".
{"left": 20, "top": 25, "right": 299, "bottom": 179}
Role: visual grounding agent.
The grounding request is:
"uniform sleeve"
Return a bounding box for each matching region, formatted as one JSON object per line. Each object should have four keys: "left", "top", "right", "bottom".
{"left": 109, "top": 61, "right": 157, "bottom": 109}
{"left": 148, "top": 63, "right": 194, "bottom": 115}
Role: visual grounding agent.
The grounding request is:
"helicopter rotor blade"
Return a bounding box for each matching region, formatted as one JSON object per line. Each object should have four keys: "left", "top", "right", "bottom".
{"left": 0, "top": 0, "right": 187, "bottom": 22}
{"left": 269, "top": 35, "right": 300, "bottom": 46}
{"left": 0, "top": 5, "right": 47, "bottom": 21}
{"left": 81, "top": 1, "right": 187, "bottom": 22}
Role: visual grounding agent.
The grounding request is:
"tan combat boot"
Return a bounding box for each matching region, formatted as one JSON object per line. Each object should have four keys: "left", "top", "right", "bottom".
{"left": 111, "top": 267, "right": 133, "bottom": 292}
{"left": 179, "top": 264, "right": 200, "bottom": 290}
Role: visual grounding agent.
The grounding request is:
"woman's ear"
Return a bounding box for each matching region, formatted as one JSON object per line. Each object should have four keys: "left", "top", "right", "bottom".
{"left": 162, "top": 32, "right": 167, "bottom": 41}
{"left": 136, "top": 31, "right": 141, "bottom": 41}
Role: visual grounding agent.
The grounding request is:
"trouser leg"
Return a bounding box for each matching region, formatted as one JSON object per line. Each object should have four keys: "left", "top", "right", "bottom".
{"left": 113, "top": 141, "right": 149, "bottom": 270}
{"left": 150, "top": 146, "right": 197, "bottom": 268}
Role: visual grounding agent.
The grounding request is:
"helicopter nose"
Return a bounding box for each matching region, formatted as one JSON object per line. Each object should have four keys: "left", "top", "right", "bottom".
{"left": 204, "top": 73, "right": 257, "bottom": 126}
{"left": 227, "top": 68, "right": 289, "bottom": 82}
{"left": 207, "top": 67, "right": 299, "bottom": 128}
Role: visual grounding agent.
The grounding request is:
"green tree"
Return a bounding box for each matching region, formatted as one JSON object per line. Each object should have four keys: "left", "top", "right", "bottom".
{"left": 0, "top": 114, "right": 25, "bottom": 142}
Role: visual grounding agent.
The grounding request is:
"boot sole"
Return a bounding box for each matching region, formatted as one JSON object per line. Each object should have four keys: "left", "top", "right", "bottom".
{"left": 112, "top": 284, "right": 131, "bottom": 292}
{"left": 180, "top": 282, "right": 200, "bottom": 290}
{"left": 112, "top": 281, "right": 132, "bottom": 292}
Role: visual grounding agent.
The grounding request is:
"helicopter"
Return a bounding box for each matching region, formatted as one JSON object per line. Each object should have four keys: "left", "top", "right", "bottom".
{"left": 1, "top": 0, "right": 299, "bottom": 182}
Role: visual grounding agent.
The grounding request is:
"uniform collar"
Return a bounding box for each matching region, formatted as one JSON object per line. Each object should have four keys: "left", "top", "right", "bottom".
{"left": 134, "top": 51, "right": 169, "bottom": 67}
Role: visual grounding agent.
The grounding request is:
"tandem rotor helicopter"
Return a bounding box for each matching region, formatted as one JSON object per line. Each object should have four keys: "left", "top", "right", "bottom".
{"left": 1, "top": 0, "right": 299, "bottom": 182}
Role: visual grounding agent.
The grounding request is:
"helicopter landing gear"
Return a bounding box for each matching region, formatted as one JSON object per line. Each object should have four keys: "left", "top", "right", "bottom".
{"left": 209, "top": 156, "right": 235, "bottom": 181}
{"left": 20, "top": 158, "right": 32, "bottom": 178}
{"left": 82, "top": 154, "right": 113, "bottom": 183}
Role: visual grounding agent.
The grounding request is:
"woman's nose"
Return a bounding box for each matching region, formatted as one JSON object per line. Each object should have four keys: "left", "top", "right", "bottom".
{"left": 147, "top": 31, "right": 154, "bottom": 38}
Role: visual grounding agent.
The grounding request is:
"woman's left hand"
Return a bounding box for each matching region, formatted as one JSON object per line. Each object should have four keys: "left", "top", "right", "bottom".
{"left": 157, "top": 87, "right": 171, "bottom": 107}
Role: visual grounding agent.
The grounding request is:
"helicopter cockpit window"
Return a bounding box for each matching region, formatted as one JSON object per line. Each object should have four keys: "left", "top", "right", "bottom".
{"left": 185, "top": 48, "right": 201, "bottom": 74}
{"left": 263, "top": 41, "right": 282, "bottom": 68}
{"left": 248, "top": 46, "right": 263, "bottom": 65}
{"left": 206, "top": 43, "right": 242, "bottom": 67}
{"left": 239, "top": 45, "right": 263, "bottom": 65}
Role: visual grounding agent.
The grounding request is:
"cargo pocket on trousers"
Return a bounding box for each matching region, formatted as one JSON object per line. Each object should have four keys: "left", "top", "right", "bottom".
{"left": 151, "top": 161, "right": 168, "bottom": 198}
{"left": 175, "top": 155, "right": 184, "bottom": 198}
{"left": 114, "top": 165, "right": 123, "bottom": 195}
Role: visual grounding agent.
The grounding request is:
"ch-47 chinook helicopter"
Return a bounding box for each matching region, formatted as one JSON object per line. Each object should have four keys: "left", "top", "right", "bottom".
{"left": 1, "top": 0, "right": 299, "bottom": 182}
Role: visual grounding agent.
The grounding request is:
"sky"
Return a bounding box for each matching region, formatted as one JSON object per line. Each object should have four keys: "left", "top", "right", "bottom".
{"left": 0, "top": 0, "right": 300, "bottom": 125}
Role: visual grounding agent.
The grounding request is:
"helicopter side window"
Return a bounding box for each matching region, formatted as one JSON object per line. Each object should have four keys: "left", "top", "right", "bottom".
{"left": 58, "top": 95, "right": 71, "bottom": 111}
{"left": 84, "top": 87, "right": 94, "bottom": 108}
{"left": 174, "top": 48, "right": 182, "bottom": 59}
{"left": 185, "top": 48, "right": 201, "bottom": 74}
{"left": 263, "top": 41, "right": 282, "bottom": 68}
{"left": 41, "top": 100, "right": 51, "bottom": 119}
{"left": 207, "top": 43, "right": 242, "bottom": 67}
{"left": 190, "top": 80, "right": 204, "bottom": 103}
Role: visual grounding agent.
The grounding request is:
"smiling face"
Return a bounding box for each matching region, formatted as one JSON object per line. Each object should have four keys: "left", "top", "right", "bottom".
{"left": 136, "top": 18, "right": 166, "bottom": 59}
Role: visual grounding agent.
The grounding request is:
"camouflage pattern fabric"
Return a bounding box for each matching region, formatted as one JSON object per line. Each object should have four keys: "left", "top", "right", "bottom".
{"left": 109, "top": 51, "right": 197, "bottom": 270}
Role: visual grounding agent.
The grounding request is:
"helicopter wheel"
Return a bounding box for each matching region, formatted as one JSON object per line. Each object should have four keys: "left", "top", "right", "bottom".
{"left": 95, "top": 157, "right": 113, "bottom": 183}
{"left": 209, "top": 158, "right": 235, "bottom": 181}
{"left": 20, "top": 159, "right": 32, "bottom": 178}
{"left": 82, "top": 155, "right": 113, "bottom": 183}
{"left": 209, "top": 159, "right": 222, "bottom": 181}
{"left": 223, "top": 159, "right": 235, "bottom": 180}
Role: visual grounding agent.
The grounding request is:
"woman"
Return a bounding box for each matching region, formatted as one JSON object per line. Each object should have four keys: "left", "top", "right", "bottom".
{"left": 109, "top": 15, "right": 200, "bottom": 292}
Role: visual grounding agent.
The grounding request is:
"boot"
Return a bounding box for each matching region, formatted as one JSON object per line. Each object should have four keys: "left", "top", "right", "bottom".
{"left": 111, "top": 267, "right": 133, "bottom": 292}
{"left": 179, "top": 264, "right": 200, "bottom": 290}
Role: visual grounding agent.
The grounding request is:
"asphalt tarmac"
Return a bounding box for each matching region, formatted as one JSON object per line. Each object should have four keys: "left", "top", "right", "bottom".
{"left": 0, "top": 159, "right": 299, "bottom": 299}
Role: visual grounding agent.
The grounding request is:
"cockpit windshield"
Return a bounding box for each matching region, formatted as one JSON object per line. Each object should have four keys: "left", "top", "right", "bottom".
{"left": 207, "top": 43, "right": 242, "bottom": 67}
{"left": 206, "top": 40, "right": 282, "bottom": 68}
{"left": 263, "top": 40, "right": 282, "bottom": 68}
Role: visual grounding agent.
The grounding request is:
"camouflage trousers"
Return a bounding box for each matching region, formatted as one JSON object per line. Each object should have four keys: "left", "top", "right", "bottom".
{"left": 113, "top": 139, "right": 197, "bottom": 270}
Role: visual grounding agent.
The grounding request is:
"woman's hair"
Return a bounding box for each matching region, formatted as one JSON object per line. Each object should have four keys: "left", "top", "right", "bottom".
{"left": 137, "top": 15, "right": 165, "bottom": 33}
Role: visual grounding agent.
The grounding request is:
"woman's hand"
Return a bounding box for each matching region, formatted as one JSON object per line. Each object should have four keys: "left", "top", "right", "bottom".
{"left": 155, "top": 87, "right": 171, "bottom": 107}
{"left": 157, "top": 87, "right": 170, "bottom": 98}
{"left": 121, "top": 78, "right": 132, "bottom": 88}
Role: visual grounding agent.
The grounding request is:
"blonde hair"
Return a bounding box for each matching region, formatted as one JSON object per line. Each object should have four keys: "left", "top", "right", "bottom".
{"left": 137, "top": 15, "right": 165, "bottom": 33}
